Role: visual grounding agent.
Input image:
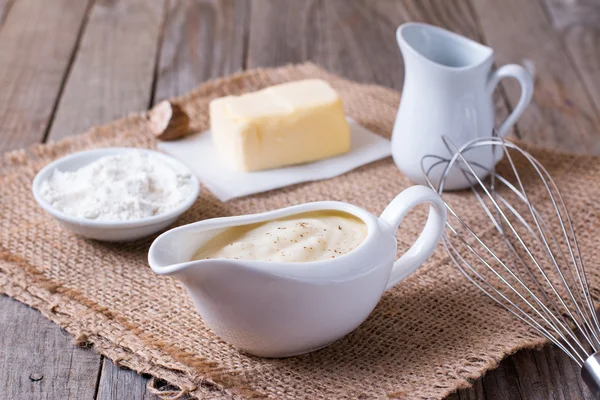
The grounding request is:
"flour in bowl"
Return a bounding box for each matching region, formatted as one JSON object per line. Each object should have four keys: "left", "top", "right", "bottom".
{"left": 40, "top": 151, "right": 195, "bottom": 221}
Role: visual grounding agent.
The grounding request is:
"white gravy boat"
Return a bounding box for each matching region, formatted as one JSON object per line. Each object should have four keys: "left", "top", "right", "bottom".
{"left": 148, "top": 185, "right": 446, "bottom": 357}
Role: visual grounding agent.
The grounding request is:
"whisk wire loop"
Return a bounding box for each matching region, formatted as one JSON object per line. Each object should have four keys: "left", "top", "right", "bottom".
{"left": 422, "top": 136, "right": 600, "bottom": 394}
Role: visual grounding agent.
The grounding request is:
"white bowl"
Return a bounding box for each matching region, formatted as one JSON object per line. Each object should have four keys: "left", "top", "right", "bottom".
{"left": 32, "top": 147, "right": 200, "bottom": 242}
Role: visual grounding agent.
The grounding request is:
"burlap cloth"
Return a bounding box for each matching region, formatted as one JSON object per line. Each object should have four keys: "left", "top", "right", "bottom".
{"left": 2, "top": 63, "right": 599, "bottom": 399}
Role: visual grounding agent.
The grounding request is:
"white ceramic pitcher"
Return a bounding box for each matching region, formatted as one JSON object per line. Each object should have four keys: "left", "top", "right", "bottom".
{"left": 391, "top": 23, "right": 534, "bottom": 190}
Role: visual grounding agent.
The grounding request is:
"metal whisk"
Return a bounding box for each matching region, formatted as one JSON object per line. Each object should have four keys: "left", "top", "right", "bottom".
{"left": 422, "top": 136, "right": 600, "bottom": 396}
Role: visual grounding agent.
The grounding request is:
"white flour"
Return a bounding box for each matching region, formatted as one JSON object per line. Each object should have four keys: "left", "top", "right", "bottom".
{"left": 40, "top": 151, "right": 195, "bottom": 221}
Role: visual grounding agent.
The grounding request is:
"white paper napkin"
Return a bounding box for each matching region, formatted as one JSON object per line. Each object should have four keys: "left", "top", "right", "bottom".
{"left": 157, "top": 119, "right": 391, "bottom": 202}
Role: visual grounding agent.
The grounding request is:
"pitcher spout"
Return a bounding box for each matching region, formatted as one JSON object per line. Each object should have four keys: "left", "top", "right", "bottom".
{"left": 397, "top": 22, "right": 492, "bottom": 71}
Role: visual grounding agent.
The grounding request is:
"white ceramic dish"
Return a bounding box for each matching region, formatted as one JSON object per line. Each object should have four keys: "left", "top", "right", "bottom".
{"left": 149, "top": 185, "right": 446, "bottom": 357}
{"left": 32, "top": 147, "right": 200, "bottom": 242}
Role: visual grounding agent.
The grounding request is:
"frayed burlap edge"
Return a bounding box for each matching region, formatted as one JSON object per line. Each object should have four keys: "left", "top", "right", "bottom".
{"left": 0, "top": 242, "right": 549, "bottom": 400}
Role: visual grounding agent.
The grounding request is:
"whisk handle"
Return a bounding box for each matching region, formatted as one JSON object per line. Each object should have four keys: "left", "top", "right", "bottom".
{"left": 380, "top": 185, "right": 447, "bottom": 291}
{"left": 582, "top": 353, "right": 600, "bottom": 397}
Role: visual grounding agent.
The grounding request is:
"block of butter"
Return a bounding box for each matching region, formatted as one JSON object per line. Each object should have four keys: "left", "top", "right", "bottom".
{"left": 209, "top": 79, "right": 350, "bottom": 172}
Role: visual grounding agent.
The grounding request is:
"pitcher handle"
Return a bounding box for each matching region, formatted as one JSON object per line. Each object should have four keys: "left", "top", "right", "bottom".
{"left": 379, "top": 185, "right": 447, "bottom": 291}
{"left": 487, "top": 64, "right": 534, "bottom": 137}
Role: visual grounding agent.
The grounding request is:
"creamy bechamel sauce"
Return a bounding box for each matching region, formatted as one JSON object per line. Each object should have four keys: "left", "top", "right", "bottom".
{"left": 192, "top": 210, "right": 367, "bottom": 263}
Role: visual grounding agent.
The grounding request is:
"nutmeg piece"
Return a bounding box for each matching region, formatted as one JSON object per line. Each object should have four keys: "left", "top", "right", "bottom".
{"left": 148, "top": 100, "right": 193, "bottom": 141}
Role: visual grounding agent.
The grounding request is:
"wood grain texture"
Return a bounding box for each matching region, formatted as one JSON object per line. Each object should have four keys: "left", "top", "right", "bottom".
{"left": 460, "top": 381, "right": 486, "bottom": 400}
{"left": 471, "top": 0, "right": 600, "bottom": 154}
{"left": 449, "top": 345, "right": 597, "bottom": 400}
{"left": 446, "top": 380, "right": 485, "bottom": 400}
{"left": 510, "top": 346, "right": 593, "bottom": 400}
{"left": 0, "top": 0, "right": 14, "bottom": 23}
{"left": 0, "top": 296, "right": 101, "bottom": 400}
{"left": 480, "top": 357, "right": 524, "bottom": 400}
{"left": 96, "top": 359, "right": 155, "bottom": 400}
{"left": 47, "top": 0, "right": 167, "bottom": 141}
{"left": 248, "top": 0, "right": 481, "bottom": 90}
{"left": 0, "top": 0, "right": 92, "bottom": 151}
{"left": 154, "top": 0, "right": 249, "bottom": 102}
{"left": 543, "top": 0, "right": 600, "bottom": 121}
{"left": 248, "top": 0, "right": 406, "bottom": 89}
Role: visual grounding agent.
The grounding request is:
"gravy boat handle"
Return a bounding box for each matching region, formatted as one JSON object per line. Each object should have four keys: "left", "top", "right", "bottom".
{"left": 380, "top": 185, "right": 447, "bottom": 290}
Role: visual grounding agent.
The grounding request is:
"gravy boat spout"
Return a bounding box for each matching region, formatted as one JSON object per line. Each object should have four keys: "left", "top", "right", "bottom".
{"left": 148, "top": 223, "right": 223, "bottom": 277}
{"left": 148, "top": 221, "right": 269, "bottom": 301}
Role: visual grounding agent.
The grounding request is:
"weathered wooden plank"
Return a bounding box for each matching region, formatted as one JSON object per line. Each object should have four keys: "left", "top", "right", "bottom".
{"left": 543, "top": 0, "right": 600, "bottom": 121}
{"left": 0, "top": 0, "right": 92, "bottom": 151}
{"left": 248, "top": 0, "right": 482, "bottom": 91}
{"left": 510, "top": 349, "right": 564, "bottom": 400}
{"left": 542, "top": 344, "right": 593, "bottom": 399}
{"left": 248, "top": 0, "right": 403, "bottom": 89}
{"left": 96, "top": 359, "right": 155, "bottom": 400}
{"left": 486, "top": 345, "right": 594, "bottom": 400}
{"left": 0, "top": 2, "right": 100, "bottom": 400}
{"left": 0, "top": 296, "right": 101, "bottom": 400}
{"left": 470, "top": 0, "right": 600, "bottom": 154}
{"left": 459, "top": 381, "right": 485, "bottom": 400}
{"left": 445, "top": 343, "right": 594, "bottom": 400}
{"left": 447, "top": 380, "right": 485, "bottom": 400}
{"left": 154, "top": 0, "right": 249, "bottom": 102}
{"left": 480, "top": 357, "right": 524, "bottom": 400}
{"left": 47, "top": 0, "right": 166, "bottom": 141}
{"left": 0, "top": 0, "right": 14, "bottom": 23}
{"left": 0, "top": 3, "right": 101, "bottom": 399}
{"left": 449, "top": 345, "right": 594, "bottom": 400}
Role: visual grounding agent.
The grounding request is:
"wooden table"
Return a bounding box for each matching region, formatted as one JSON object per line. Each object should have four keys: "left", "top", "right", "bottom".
{"left": 0, "top": 0, "right": 598, "bottom": 399}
